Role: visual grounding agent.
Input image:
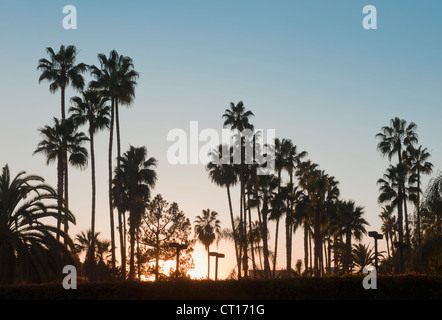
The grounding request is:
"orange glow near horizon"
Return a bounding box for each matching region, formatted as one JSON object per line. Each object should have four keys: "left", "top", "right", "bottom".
{"left": 139, "top": 256, "right": 207, "bottom": 281}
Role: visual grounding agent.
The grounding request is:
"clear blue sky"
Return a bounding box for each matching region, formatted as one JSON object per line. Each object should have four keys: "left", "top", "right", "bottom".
{"left": 1, "top": 0, "right": 441, "bottom": 278}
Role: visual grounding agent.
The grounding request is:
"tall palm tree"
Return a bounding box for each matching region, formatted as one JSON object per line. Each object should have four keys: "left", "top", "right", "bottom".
{"left": 70, "top": 89, "right": 110, "bottom": 280}
{"left": 37, "top": 45, "right": 88, "bottom": 120}
{"left": 206, "top": 144, "right": 239, "bottom": 274}
{"left": 38, "top": 45, "right": 88, "bottom": 220}
{"left": 222, "top": 101, "right": 254, "bottom": 277}
{"left": 377, "top": 163, "right": 408, "bottom": 272}
{"left": 296, "top": 160, "right": 319, "bottom": 275}
{"left": 114, "top": 145, "right": 157, "bottom": 280}
{"left": 338, "top": 200, "right": 368, "bottom": 273}
{"left": 89, "top": 50, "right": 119, "bottom": 275}
{"left": 379, "top": 205, "right": 395, "bottom": 258}
{"left": 376, "top": 117, "right": 418, "bottom": 269}
{"left": 406, "top": 145, "right": 433, "bottom": 245}
{"left": 34, "top": 117, "right": 88, "bottom": 238}
{"left": 89, "top": 50, "right": 139, "bottom": 278}
{"left": 253, "top": 174, "right": 277, "bottom": 278}
{"left": 270, "top": 137, "right": 290, "bottom": 277}
{"left": 0, "top": 164, "right": 75, "bottom": 284}
{"left": 282, "top": 140, "right": 307, "bottom": 274}
{"left": 194, "top": 209, "right": 222, "bottom": 280}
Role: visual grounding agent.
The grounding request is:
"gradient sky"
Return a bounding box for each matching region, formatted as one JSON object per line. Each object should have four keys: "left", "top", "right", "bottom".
{"left": 1, "top": 0, "right": 441, "bottom": 279}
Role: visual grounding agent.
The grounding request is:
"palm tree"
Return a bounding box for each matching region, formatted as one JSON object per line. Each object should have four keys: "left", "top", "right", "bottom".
{"left": 89, "top": 50, "right": 139, "bottom": 277}
{"left": 75, "top": 229, "right": 99, "bottom": 279}
{"left": 34, "top": 117, "right": 88, "bottom": 238}
{"left": 282, "top": 140, "right": 307, "bottom": 274}
{"left": 270, "top": 137, "right": 290, "bottom": 277}
{"left": 376, "top": 117, "right": 418, "bottom": 164}
{"left": 207, "top": 144, "right": 239, "bottom": 275}
{"left": 376, "top": 117, "right": 418, "bottom": 268}
{"left": 421, "top": 172, "right": 442, "bottom": 238}
{"left": 252, "top": 174, "right": 277, "bottom": 278}
{"left": 296, "top": 160, "right": 319, "bottom": 275}
{"left": 406, "top": 145, "right": 433, "bottom": 245}
{"left": 377, "top": 163, "right": 408, "bottom": 272}
{"left": 338, "top": 200, "right": 368, "bottom": 273}
{"left": 222, "top": 100, "right": 254, "bottom": 277}
{"left": 194, "top": 209, "right": 222, "bottom": 279}
{"left": 75, "top": 229, "right": 112, "bottom": 280}
{"left": 70, "top": 89, "right": 110, "bottom": 280}
{"left": 114, "top": 145, "right": 157, "bottom": 280}
{"left": 379, "top": 205, "right": 395, "bottom": 258}
{"left": 37, "top": 45, "right": 87, "bottom": 120}
{"left": 0, "top": 164, "right": 75, "bottom": 284}
{"left": 352, "top": 243, "right": 376, "bottom": 273}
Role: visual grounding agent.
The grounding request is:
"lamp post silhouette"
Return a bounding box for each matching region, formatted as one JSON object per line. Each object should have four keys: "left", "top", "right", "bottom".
{"left": 209, "top": 252, "right": 225, "bottom": 281}
{"left": 169, "top": 242, "right": 188, "bottom": 278}
{"left": 368, "top": 231, "right": 383, "bottom": 271}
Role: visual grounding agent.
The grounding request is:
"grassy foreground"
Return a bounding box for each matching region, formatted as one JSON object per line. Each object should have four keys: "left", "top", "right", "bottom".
{"left": 0, "top": 275, "right": 441, "bottom": 300}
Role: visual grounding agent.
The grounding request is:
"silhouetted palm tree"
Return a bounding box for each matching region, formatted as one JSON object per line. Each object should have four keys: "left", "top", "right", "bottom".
{"left": 352, "top": 243, "right": 376, "bottom": 273}
{"left": 377, "top": 163, "right": 409, "bottom": 272}
{"left": 376, "top": 117, "right": 418, "bottom": 271}
{"left": 70, "top": 89, "right": 110, "bottom": 279}
{"left": 37, "top": 45, "right": 87, "bottom": 120}
{"left": 207, "top": 144, "right": 239, "bottom": 273}
{"left": 90, "top": 50, "right": 139, "bottom": 278}
{"left": 34, "top": 117, "right": 88, "bottom": 238}
{"left": 0, "top": 164, "right": 75, "bottom": 284}
{"left": 250, "top": 174, "right": 277, "bottom": 278}
{"left": 338, "top": 200, "right": 368, "bottom": 273}
{"left": 406, "top": 145, "right": 433, "bottom": 245}
{"left": 114, "top": 145, "right": 157, "bottom": 280}
{"left": 379, "top": 205, "right": 395, "bottom": 258}
{"left": 194, "top": 209, "right": 222, "bottom": 279}
{"left": 222, "top": 101, "right": 254, "bottom": 277}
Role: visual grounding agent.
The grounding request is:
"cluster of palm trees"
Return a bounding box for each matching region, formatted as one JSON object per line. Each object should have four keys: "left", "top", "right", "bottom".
{"left": 376, "top": 117, "right": 441, "bottom": 273}
{"left": 207, "top": 101, "right": 369, "bottom": 278}
{"left": 34, "top": 44, "right": 157, "bottom": 281}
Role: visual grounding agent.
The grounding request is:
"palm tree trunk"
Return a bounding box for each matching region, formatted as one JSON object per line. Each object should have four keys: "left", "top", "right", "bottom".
{"left": 397, "top": 187, "right": 404, "bottom": 273}
{"left": 309, "top": 230, "right": 313, "bottom": 274}
{"left": 304, "top": 223, "right": 308, "bottom": 276}
{"left": 64, "top": 154, "right": 69, "bottom": 241}
{"left": 89, "top": 129, "right": 96, "bottom": 281}
{"left": 345, "top": 230, "right": 352, "bottom": 273}
{"left": 56, "top": 155, "right": 64, "bottom": 241}
{"left": 61, "top": 86, "right": 66, "bottom": 120}
{"left": 207, "top": 245, "right": 210, "bottom": 280}
{"left": 108, "top": 97, "right": 116, "bottom": 277}
{"left": 417, "top": 171, "right": 421, "bottom": 245}
{"left": 273, "top": 169, "right": 282, "bottom": 278}
{"left": 273, "top": 218, "right": 279, "bottom": 278}
{"left": 314, "top": 206, "right": 321, "bottom": 276}
{"left": 243, "top": 182, "right": 249, "bottom": 278}
{"left": 226, "top": 186, "right": 241, "bottom": 279}
{"left": 404, "top": 196, "right": 411, "bottom": 248}
{"left": 115, "top": 99, "right": 126, "bottom": 280}
{"left": 261, "top": 203, "right": 271, "bottom": 279}
{"left": 247, "top": 192, "right": 256, "bottom": 277}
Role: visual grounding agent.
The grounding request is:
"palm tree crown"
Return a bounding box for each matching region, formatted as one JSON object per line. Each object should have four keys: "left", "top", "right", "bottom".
{"left": 0, "top": 164, "right": 75, "bottom": 284}
{"left": 37, "top": 45, "right": 88, "bottom": 119}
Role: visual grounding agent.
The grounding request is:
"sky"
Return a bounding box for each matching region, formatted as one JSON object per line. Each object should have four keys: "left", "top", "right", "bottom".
{"left": 1, "top": 0, "right": 442, "bottom": 279}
